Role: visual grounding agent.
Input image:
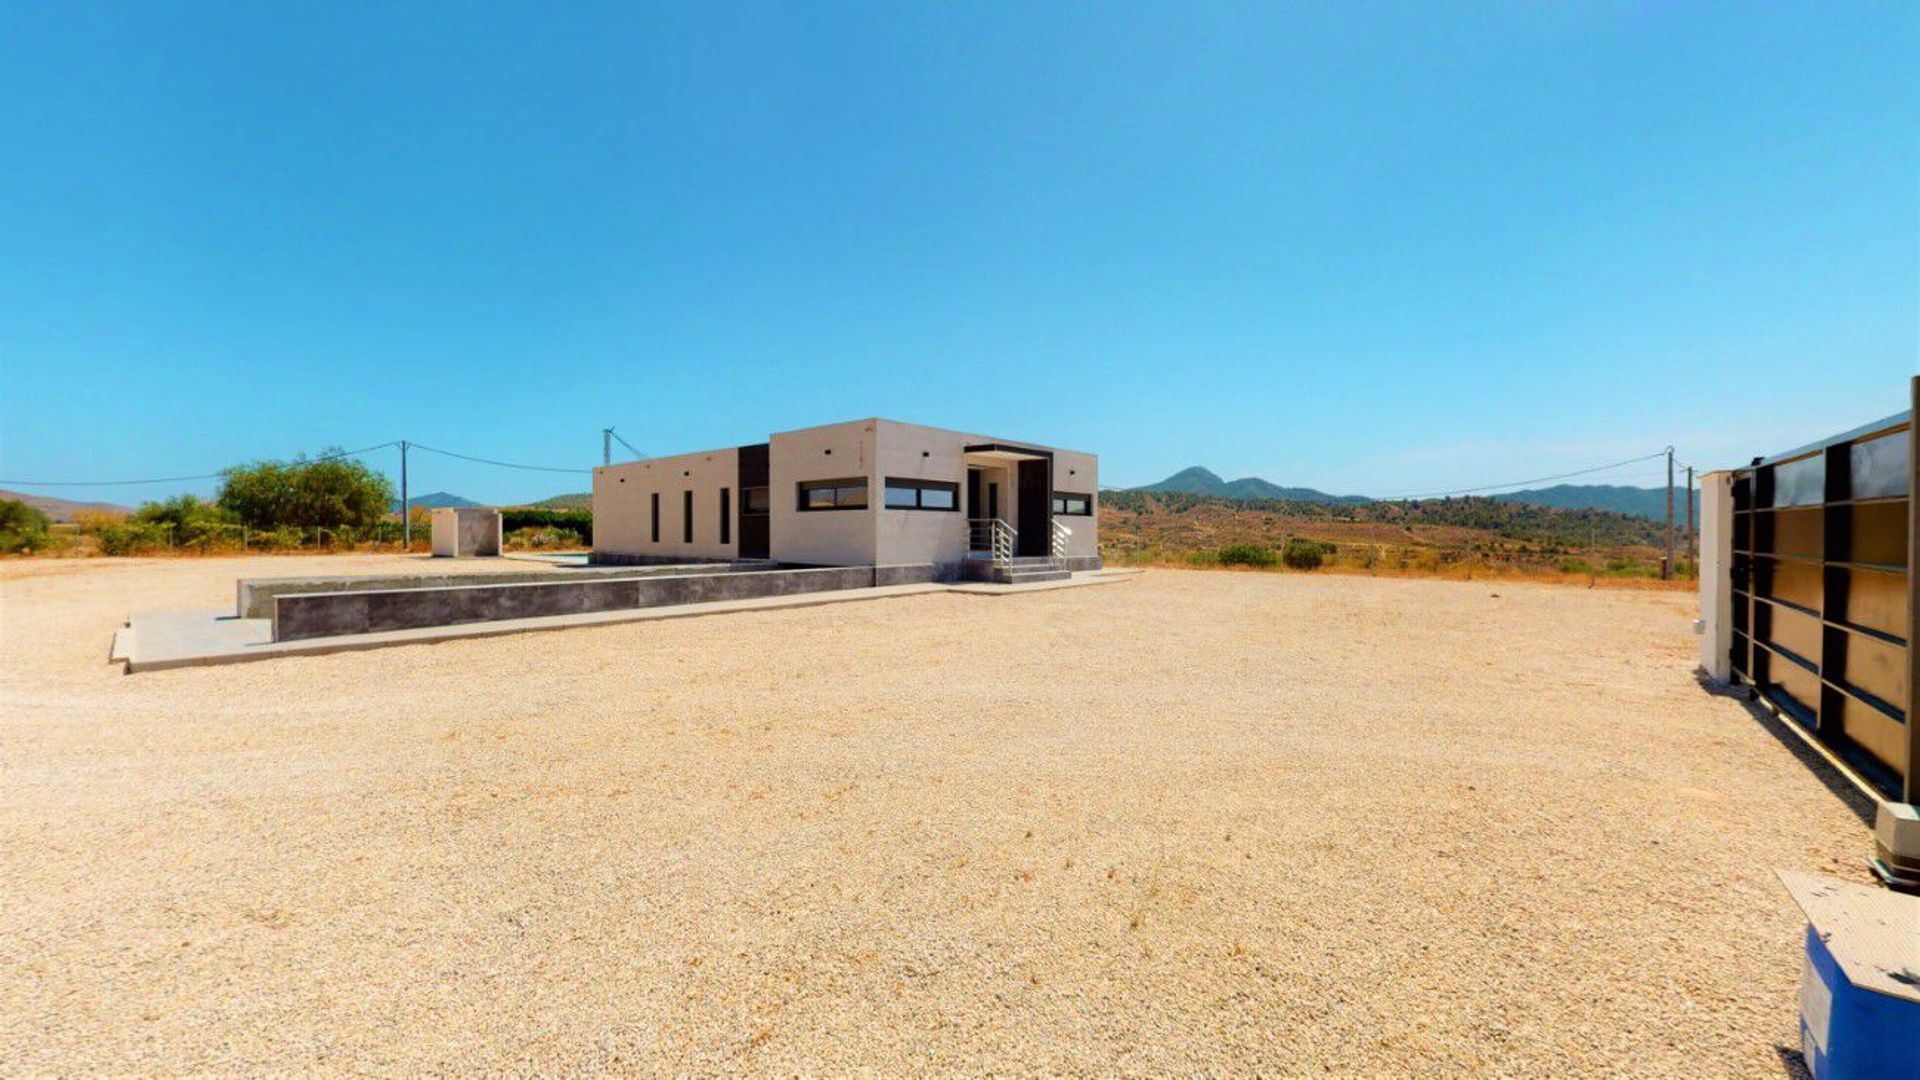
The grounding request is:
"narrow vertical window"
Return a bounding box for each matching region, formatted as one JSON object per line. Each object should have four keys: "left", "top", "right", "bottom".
{"left": 683, "top": 491, "right": 694, "bottom": 543}
{"left": 719, "top": 487, "right": 731, "bottom": 545}
{"left": 650, "top": 493, "right": 660, "bottom": 543}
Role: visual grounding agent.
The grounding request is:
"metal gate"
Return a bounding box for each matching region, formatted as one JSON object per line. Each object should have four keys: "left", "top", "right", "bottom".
{"left": 1722, "top": 379, "right": 1914, "bottom": 804}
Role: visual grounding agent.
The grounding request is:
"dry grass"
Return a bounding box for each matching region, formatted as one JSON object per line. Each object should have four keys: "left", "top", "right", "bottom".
{"left": 1111, "top": 556, "right": 1697, "bottom": 592}
{"left": 0, "top": 554, "right": 1865, "bottom": 1074}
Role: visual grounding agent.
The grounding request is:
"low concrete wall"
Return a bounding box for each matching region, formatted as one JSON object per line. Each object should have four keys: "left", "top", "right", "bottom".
{"left": 875, "top": 563, "right": 942, "bottom": 587}
{"left": 238, "top": 563, "right": 736, "bottom": 619}
{"left": 272, "top": 565, "right": 922, "bottom": 642}
{"left": 589, "top": 552, "right": 779, "bottom": 568}
{"left": 1057, "top": 555, "right": 1103, "bottom": 572}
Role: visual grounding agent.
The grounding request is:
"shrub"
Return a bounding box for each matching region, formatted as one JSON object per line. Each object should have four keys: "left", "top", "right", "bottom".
{"left": 254, "top": 526, "right": 307, "bottom": 551}
{"left": 0, "top": 499, "right": 52, "bottom": 553}
{"left": 1217, "top": 543, "right": 1277, "bottom": 568}
{"left": 219, "top": 450, "right": 394, "bottom": 529}
{"left": 506, "top": 526, "right": 583, "bottom": 550}
{"left": 501, "top": 508, "right": 591, "bottom": 544}
{"left": 1281, "top": 539, "right": 1325, "bottom": 570}
{"left": 133, "top": 494, "right": 239, "bottom": 551}
{"left": 93, "top": 520, "right": 170, "bottom": 555}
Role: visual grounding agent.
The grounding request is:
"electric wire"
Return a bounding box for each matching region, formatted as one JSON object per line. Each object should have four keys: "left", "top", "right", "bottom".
{"left": 0, "top": 441, "right": 400, "bottom": 487}
{"left": 407, "top": 442, "right": 592, "bottom": 475}
{"left": 1377, "top": 450, "right": 1672, "bottom": 501}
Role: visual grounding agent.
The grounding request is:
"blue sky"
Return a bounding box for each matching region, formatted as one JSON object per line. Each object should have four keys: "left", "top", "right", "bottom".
{"left": 1, "top": 2, "right": 1914, "bottom": 505}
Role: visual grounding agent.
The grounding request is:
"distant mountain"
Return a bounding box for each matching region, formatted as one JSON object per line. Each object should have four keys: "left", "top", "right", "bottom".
{"left": 1131, "top": 466, "right": 1371, "bottom": 505}
{"left": 1491, "top": 484, "right": 1688, "bottom": 521}
{"left": 1126, "top": 468, "right": 1688, "bottom": 520}
{"left": 394, "top": 491, "right": 481, "bottom": 512}
{"left": 528, "top": 492, "right": 591, "bottom": 510}
{"left": 0, "top": 489, "right": 133, "bottom": 523}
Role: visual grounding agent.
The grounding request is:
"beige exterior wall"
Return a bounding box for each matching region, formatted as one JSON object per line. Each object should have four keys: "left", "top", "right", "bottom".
{"left": 768, "top": 420, "right": 879, "bottom": 567}
{"left": 1051, "top": 448, "right": 1099, "bottom": 560}
{"left": 874, "top": 420, "right": 973, "bottom": 569}
{"left": 592, "top": 447, "right": 739, "bottom": 561}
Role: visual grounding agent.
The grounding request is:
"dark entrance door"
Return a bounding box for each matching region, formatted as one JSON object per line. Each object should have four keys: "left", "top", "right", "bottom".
{"left": 737, "top": 443, "right": 770, "bottom": 559}
{"left": 967, "top": 468, "right": 983, "bottom": 520}
{"left": 1016, "top": 457, "right": 1051, "bottom": 556}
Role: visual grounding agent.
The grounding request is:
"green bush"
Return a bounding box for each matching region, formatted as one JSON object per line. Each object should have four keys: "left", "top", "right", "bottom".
{"left": 506, "top": 526, "right": 583, "bottom": 550}
{"left": 1217, "top": 543, "right": 1277, "bottom": 568}
{"left": 1281, "top": 539, "right": 1325, "bottom": 570}
{"left": 254, "top": 526, "right": 308, "bottom": 551}
{"left": 0, "top": 499, "right": 52, "bottom": 553}
{"left": 219, "top": 450, "right": 394, "bottom": 529}
{"left": 133, "top": 494, "right": 239, "bottom": 551}
{"left": 93, "top": 520, "right": 170, "bottom": 555}
{"left": 501, "top": 508, "right": 592, "bottom": 543}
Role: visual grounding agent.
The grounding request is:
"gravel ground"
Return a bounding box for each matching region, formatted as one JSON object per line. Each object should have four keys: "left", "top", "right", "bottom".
{"left": 0, "top": 555, "right": 1871, "bottom": 1074}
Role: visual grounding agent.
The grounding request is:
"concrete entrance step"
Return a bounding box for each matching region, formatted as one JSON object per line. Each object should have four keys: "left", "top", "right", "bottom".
{"left": 1001, "top": 569, "right": 1071, "bottom": 584}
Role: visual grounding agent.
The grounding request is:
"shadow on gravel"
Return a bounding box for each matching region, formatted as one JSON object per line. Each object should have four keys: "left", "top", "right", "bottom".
{"left": 1697, "top": 670, "right": 1876, "bottom": 829}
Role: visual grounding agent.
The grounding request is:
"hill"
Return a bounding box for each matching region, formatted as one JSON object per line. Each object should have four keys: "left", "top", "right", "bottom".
{"left": 1131, "top": 466, "right": 1370, "bottom": 504}
{"left": 528, "top": 492, "right": 592, "bottom": 510}
{"left": 0, "top": 489, "right": 132, "bottom": 523}
{"left": 1129, "top": 466, "right": 1685, "bottom": 521}
{"left": 1099, "top": 490, "right": 1678, "bottom": 571}
{"left": 393, "top": 491, "right": 481, "bottom": 512}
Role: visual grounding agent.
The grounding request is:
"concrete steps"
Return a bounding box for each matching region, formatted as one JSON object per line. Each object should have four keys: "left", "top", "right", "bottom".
{"left": 961, "top": 558, "right": 1070, "bottom": 585}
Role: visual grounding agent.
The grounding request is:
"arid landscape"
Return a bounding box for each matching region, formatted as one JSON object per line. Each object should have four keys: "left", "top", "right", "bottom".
{"left": 1, "top": 555, "right": 1865, "bottom": 1073}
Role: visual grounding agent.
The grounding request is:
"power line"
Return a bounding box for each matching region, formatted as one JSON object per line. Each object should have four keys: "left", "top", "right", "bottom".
{"left": 0, "top": 441, "right": 400, "bottom": 487}
{"left": 1377, "top": 450, "right": 1671, "bottom": 501}
{"left": 608, "top": 429, "right": 647, "bottom": 460}
{"left": 408, "top": 442, "right": 592, "bottom": 475}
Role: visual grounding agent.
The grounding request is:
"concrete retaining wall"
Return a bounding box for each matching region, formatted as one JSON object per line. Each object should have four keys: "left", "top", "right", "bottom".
{"left": 272, "top": 565, "right": 919, "bottom": 642}
{"left": 239, "top": 563, "right": 737, "bottom": 619}
{"left": 874, "top": 563, "right": 941, "bottom": 587}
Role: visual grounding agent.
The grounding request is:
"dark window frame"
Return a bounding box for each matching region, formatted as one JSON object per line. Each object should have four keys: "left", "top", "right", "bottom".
{"left": 719, "top": 487, "right": 731, "bottom": 545}
{"left": 683, "top": 490, "right": 694, "bottom": 543}
{"left": 797, "top": 477, "right": 869, "bottom": 511}
{"left": 1052, "top": 491, "right": 1094, "bottom": 516}
{"left": 884, "top": 477, "right": 961, "bottom": 512}
{"left": 650, "top": 493, "right": 660, "bottom": 542}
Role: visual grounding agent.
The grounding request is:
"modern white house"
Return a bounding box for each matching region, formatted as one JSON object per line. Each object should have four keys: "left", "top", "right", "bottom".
{"left": 591, "top": 418, "right": 1099, "bottom": 582}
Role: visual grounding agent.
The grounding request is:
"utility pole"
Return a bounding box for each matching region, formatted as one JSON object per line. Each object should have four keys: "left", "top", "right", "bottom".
{"left": 1664, "top": 446, "right": 1675, "bottom": 580}
{"left": 1685, "top": 465, "right": 1695, "bottom": 575}
{"left": 400, "top": 440, "right": 411, "bottom": 551}
{"left": 603, "top": 428, "right": 612, "bottom": 467}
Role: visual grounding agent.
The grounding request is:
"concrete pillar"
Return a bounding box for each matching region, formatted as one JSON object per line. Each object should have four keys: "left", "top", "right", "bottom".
{"left": 1697, "top": 470, "right": 1734, "bottom": 682}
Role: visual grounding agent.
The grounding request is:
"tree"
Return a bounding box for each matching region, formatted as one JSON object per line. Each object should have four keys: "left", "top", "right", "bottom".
{"left": 218, "top": 450, "right": 394, "bottom": 528}
{"left": 0, "top": 498, "right": 52, "bottom": 553}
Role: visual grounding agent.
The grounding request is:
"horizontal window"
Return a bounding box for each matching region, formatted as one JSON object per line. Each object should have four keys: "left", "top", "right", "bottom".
{"left": 884, "top": 477, "right": 960, "bottom": 511}
{"left": 799, "top": 478, "right": 868, "bottom": 511}
{"left": 742, "top": 486, "right": 770, "bottom": 514}
{"left": 1052, "top": 491, "right": 1093, "bottom": 516}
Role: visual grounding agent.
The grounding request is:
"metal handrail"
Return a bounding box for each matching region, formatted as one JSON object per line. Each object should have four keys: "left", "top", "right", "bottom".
{"left": 1050, "top": 519, "right": 1071, "bottom": 561}
{"left": 968, "top": 517, "right": 1015, "bottom": 567}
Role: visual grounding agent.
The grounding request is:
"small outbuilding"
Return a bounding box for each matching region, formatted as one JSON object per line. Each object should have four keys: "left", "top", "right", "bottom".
{"left": 431, "top": 507, "right": 502, "bottom": 558}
